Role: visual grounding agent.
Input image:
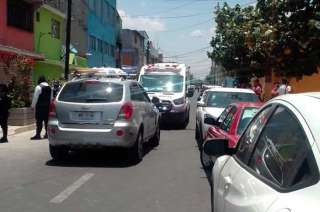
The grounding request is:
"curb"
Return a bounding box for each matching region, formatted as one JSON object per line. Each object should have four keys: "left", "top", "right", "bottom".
{"left": 8, "top": 124, "right": 35, "bottom": 136}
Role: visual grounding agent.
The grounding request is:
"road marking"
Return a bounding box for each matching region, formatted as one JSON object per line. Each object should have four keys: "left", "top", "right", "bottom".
{"left": 50, "top": 173, "right": 95, "bottom": 204}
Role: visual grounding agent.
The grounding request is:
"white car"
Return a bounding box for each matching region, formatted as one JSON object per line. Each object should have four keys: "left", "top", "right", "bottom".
{"left": 195, "top": 88, "right": 260, "bottom": 143}
{"left": 203, "top": 92, "right": 320, "bottom": 212}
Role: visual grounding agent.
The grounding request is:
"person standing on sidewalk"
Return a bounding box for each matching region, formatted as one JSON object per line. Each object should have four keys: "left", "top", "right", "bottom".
{"left": 277, "top": 79, "right": 292, "bottom": 95}
{"left": 252, "top": 79, "right": 263, "bottom": 101}
{"left": 0, "top": 84, "right": 11, "bottom": 143}
{"left": 31, "top": 76, "right": 52, "bottom": 140}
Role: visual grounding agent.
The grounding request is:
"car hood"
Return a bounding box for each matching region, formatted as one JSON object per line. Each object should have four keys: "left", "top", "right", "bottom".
{"left": 203, "top": 107, "right": 225, "bottom": 119}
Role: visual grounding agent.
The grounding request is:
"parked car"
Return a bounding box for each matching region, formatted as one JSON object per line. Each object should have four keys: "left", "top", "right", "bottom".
{"left": 203, "top": 93, "right": 320, "bottom": 212}
{"left": 48, "top": 78, "right": 161, "bottom": 162}
{"left": 200, "top": 102, "right": 262, "bottom": 169}
{"left": 196, "top": 88, "right": 260, "bottom": 144}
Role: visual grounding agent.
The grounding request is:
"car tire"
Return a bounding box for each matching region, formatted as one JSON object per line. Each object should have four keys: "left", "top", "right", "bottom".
{"left": 200, "top": 148, "right": 214, "bottom": 170}
{"left": 49, "top": 145, "right": 69, "bottom": 161}
{"left": 195, "top": 125, "right": 200, "bottom": 140}
{"left": 150, "top": 123, "right": 160, "bottom": 147}
{"left": 128, "top": 130, "right": 144, "bottom": 163}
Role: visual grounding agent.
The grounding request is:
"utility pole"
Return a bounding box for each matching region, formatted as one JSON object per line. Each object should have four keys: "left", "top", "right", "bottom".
{"left": 64, "top": 0, "right": 72, "bottom": 81}
{"left": 146, "top": 41, "right": 151, "bottom": 64}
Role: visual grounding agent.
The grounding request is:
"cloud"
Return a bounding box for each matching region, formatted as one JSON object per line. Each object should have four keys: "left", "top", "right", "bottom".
{"left": 190, "top": 29, "right": 204, "bottom": 38}
{"left": 119, "top": 10, "right": 166, "bottom": 32}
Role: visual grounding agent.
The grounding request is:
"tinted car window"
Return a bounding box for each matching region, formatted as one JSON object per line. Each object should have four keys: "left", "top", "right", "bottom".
{"left": 130, "top": 84, "right": 147, "bottom": 102}
{"left": 206, "top": 91, "right": 259, "bottom": 108}
{"left": 249, "top": 106, "right": 315, "bottom": 187}
{"left": 236, "top": 106, "right": 273, "bottom": 164}
{"left": 237, "top": 107, "right": 259, "bottom": 135}
{"left": 221, "top": 106, "right": 236, "bottom": 132}
{"left": 58, "top": 81, "right": 123, "bottom": 103}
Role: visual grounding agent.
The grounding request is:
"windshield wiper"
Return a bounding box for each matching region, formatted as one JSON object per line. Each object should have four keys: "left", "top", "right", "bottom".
{"left": 86, "top": 98, "right": 108, "bottom": 102}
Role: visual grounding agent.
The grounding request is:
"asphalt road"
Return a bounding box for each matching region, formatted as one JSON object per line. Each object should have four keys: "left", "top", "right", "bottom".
{"left": 0, "top": 94, "right": 211, "bottom": 212}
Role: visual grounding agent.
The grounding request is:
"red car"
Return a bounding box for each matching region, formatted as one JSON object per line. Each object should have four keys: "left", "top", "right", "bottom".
{"left": 201, "top": 102, "right": 263, "bottom": 169}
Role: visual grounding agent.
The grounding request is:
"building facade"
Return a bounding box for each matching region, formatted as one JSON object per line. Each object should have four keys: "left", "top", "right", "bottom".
{"left": 33, "top": 4, "right": 66, "bottom": 83}
{"left": 120, "top": 29, "right": 146, "bottom": 74}
{"left": 0, "top": 0, "right": 44, "bottom": 84}
{"left": 46, "top": 0, "right": 121, "bottom": 68}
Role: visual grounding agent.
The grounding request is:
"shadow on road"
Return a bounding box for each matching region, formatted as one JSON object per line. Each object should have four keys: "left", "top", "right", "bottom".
{"left": 45, "top": 144, "right": 156, "bottom": 168}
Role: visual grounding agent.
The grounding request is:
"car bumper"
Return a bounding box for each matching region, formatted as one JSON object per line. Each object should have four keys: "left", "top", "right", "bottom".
{"left": 48, "top": 120, "right": 138, "bottom": 148}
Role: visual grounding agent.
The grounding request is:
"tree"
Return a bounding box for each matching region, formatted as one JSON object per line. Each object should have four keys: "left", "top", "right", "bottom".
{"left": 209, "top": 0, "right": 320, "bottom": 79}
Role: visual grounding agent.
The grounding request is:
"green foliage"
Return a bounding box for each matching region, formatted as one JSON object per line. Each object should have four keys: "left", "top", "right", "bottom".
{"left": 209, "top": 0, "right": 320, "bottom": 79}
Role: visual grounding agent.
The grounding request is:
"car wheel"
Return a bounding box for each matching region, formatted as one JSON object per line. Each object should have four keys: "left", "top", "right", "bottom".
{"left": 129, "top": 130, "right": 144, "bottom": 163}
{"left": 200, "top": 148, "right": 214, "bottom": 170}
{"left": 150, "top": 123, "right": 160, "bottom": 147}
{"left": 195, "top": 125, "right": 200, "bottom": 140}
{"left": 49, "top": 145, "right": 69, "bottom": 161}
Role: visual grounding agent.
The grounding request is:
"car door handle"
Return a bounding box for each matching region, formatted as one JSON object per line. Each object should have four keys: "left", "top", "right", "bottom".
{"left": 224, "top": 176, "right": 233, "bottom": 192}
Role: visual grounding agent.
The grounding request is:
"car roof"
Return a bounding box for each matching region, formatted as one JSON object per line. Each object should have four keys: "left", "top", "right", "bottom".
{"left": 205, "top": 87, "right": 255, "bottom": 94}
{"left": 271, "top": 92, "right": 320, "bottom": 144}
{"left": 67, "top": 78, "right": 138, "bottom": 86}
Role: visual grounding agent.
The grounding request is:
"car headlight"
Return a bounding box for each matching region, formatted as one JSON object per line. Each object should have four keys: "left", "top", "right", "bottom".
{"left": 173, "top": 97, "right": 186, "bottom": 105}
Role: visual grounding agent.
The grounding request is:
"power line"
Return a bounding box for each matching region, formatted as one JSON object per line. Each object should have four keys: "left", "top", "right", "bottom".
{"left": 162, "top": 18, "right": 213, "bottom": 33}
{"left": 120, "top": 12, "right": 212, "bottom": 20}
{"left": 164, "top": 46, "right": 210, "bottom": 58}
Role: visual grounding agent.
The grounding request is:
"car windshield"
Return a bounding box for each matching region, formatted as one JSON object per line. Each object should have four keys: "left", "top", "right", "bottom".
{"left": 140, "top": 75, "right": 184, "bottom": 93}
{"left": 206, "top": 92, "right": 259, "bottom": 108}
{"left": 58, "top": 81, "right": 123, "bottom": 103}
{"left": 237, "top": 107, "right": 259, "bottom": 135}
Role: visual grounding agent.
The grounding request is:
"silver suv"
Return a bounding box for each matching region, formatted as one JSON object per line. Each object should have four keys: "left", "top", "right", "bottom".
{"left": 48, "top": 78, "right": 161, "bottom": 162}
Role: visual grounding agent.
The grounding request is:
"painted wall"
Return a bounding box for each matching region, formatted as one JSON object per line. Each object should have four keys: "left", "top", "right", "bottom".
{"left": 87, "top": 0, "right": 121, "bottom": 67}
{"left": 0, "top": 0, "right": 34, "bottom": 51}
{"left": 34, "top": 6, "right": 64, "bottom": 60}
{"left": 33, "top": 62, "right": 63, "bottom": 85}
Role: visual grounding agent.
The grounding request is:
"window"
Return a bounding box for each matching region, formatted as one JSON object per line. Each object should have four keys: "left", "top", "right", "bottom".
{"left": 89, "top": 35, "right": 96, "bottom": 51}
{"left": 36, "top": 12, "right": 40, "bottom": 22}
{"left": 237, "top": 107, "right": 259, "bottom": 135}
{"left": 236, "top": 106, "right": 273, "bottom": 164}
{"left": 206, "top": 91, "right": 259, "bottom": 108}
{"left": 7, "top": 0, "right": 34, "bottom": 32}
{"left": 51, "top": 19, "right": 60, "bottom": 39}
{"left": 221, "top": 106, "right": 236, "bottom": 132}
{"left": 97, "top": 39, "right": 103, "bottom": 52}
{"left": 58, "top": 82, "right": 123, "bottom": 103}
{"left": 249, "top": 106, "right": 318, "bottom": 188}
{"left": 130, "top": 85, "right": 146, "bottom": 102}
{"left": 217, "top": 105, "right": 232, "bottom": 124}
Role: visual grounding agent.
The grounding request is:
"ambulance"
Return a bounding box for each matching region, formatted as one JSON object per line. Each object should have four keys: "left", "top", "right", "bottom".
{"left": 138, "top": 63, "right": 191, "bottom": 128}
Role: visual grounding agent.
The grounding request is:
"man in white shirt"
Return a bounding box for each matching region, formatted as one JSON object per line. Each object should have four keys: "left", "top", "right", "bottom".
{"left": 31, "top": 76, "right": 52, "bottom": 140}
{"left": 277, "top": 79, "right": 292, "bottom": 95}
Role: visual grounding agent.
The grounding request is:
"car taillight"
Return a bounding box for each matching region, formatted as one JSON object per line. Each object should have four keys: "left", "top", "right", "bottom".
{"left": 49, "top": 100, "right": 56, "bottom": 118}
{"left": 118, "top": 102, "right": 133, "bottom": 120}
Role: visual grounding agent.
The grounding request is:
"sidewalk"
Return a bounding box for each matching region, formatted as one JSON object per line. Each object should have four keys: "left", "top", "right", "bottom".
{"left": 0, "top": 124, "right": 35, "bottom": 137}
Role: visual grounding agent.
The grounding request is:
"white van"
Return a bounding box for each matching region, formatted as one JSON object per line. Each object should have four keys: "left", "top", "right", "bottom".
{"left": 138, "top": 63, "right": 191, "bottom": 128}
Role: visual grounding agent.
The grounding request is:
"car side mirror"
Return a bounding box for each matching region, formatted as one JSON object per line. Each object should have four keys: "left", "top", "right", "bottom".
{"left": 203, "top": 139, "right": 234, "bottom": 157}
{"left": 197, "top": 102, "right": 205, "bottom": 107}
{"left": 204, "top": 116, "right": 218, "bottom": 126}
{"left": 151, "top": 97, "right": 160, "bottom": 105}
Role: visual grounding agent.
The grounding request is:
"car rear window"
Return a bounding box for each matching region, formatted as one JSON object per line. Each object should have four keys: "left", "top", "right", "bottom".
{"left": 58, "top": 81, "right": 123, "bottom": 103}
{"left": 206, "top": 91, "right": 259, "bottom": 108}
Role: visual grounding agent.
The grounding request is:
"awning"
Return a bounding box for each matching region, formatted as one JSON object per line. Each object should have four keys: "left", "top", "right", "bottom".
{"left": 0, "top": 44, "right": 44, "bottom": 60}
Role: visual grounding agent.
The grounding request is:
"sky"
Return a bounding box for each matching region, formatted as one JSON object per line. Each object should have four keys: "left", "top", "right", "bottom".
{"left": 118, "top": 0, "right": 255, "bottom": 79}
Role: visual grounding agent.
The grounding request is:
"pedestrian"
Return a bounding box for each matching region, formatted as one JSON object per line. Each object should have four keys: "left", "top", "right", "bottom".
{"left": 31, "top": 76, "right": 52, "bottom": 140}
{"left": 52, "top": 79, "right": 61, "bottom": 98}
{"left": 0, "top": 84, "right": 11, "bottom": 143}
{"left": 271, "top": 82, "right": 280, "bottom": 98}
{"left": 252, "top": 79, "right": 263, "bottom": 101}
{"left": 277, "top": 79, "right": 292, "bottom": 95}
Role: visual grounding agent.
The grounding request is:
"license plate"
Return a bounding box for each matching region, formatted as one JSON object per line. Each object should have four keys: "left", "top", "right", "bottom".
{"left": 71, "top": 111, "right": 101, "bottom": 122}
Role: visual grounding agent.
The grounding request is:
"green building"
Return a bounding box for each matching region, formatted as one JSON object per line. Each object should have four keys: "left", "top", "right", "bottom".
{"left": 33, "top": 4, "right": 87, "bottom": 84}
